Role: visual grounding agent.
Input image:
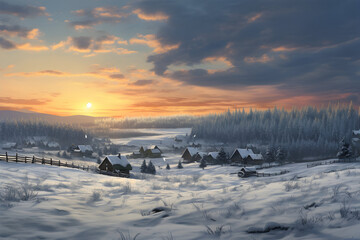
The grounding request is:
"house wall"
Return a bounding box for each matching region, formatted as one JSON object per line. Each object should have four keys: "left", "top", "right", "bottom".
{"left": 99, "top": 159, "right": 114, "bottom": 172}
{"left": 230, "top": 151, "right": 243, "bottom": 163}
{"left": 182, "top": 150, "right": 193, "bottom": 162}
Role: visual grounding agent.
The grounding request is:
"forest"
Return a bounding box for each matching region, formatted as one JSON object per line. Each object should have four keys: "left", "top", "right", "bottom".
{"left": 191, "top": 104, "right": 360, "bottom": 161}
{"left": 0, "top": 121, "right": 91, "bottom": 147}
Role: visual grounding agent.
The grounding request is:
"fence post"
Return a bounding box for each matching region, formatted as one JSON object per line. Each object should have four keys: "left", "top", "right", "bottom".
{"left": 58, "top": 160, "right": 61, "bottom": 166}
{"left": 50, "top": 158, "right": 53, "bottom": 165}
{"left": 16, "top": 153, "right": 18, "bottom": 162}
{"left": 25, "top": 156, "right": 27, "bottom": 163}
{"left": 71, "top": 162, "right": 74, "bottom": 168}
{"left": 65, "top": 162, "right": 67, "bottom": 167}
{"left": 6, "top": 152, "right": 8, "bottom": 162}
{"left": 42, "top": 157, "right": 45, "bottom": 164}
{"left": 32, "top": 156, "right": 35, "bottom": 163}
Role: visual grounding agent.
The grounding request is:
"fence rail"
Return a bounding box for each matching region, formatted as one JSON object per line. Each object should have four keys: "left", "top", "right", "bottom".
{"left": 306, "top": 158, "right": 358, "bottom": 168}
{"left": 0, "top": 152, "right": 96, "bottom": 172}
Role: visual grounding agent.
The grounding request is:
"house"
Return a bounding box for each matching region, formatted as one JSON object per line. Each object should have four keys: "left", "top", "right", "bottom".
{"left": 244, "top": 153, "right": 264, "bottom": 165}
{"left": 181, "top": 147, "right": 199, "bottom": 162}
{"left": 137, "top": 145, "right": 162, "bottom": 158}
{"left": 193, "top": 152, "right": 207, "bottom": 162}
{"left": 2, "top": 142, "right": 17, "bottom": 150}
{"left": 145, "top": 148, "right": 162, "bottom": 158}
{"left": 131, "top": 150, "right": 142, "bottom": 158}
{"left": 99, "top": 153, "right": 132, "bottom": 175}
{"left": 47, "top": 141, "right": 60, "bottom": 150}
{"left": 70, "top": 145, "right": 93, "bottom": 157}
{"left": 230, "top": 148, "right": 263, "bottom": 165}
{"left": 203, "top": 152, "right": 219, "bottom": 164}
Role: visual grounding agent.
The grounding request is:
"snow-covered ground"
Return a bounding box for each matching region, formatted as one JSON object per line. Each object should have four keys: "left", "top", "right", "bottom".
{"left": 1, "top": 159, "right": 360, "bottom": 240}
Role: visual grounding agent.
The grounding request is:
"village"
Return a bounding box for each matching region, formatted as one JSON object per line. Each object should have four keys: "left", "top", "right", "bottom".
{"left": 1, "top": 128, "right": 360, "bottom": 179}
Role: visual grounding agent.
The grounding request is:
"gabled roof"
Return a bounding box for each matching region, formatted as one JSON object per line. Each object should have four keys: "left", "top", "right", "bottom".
{"left": 104, "top": 155, "right": 130, "bottom": 167}
{"left": 150, "top": 148, "right": 161, "bottom": 154}
{"left": 248, "top": 153, "right": 263, "bottom": 160}
{"left": 196, "top": 152, "right": 208, "bottom": 157}
{"left": 232, "top": 148, "right": 255, "bottom": 158}
{"left": 77, "top": 145, "right": 93, "bottom": 152}
{"left": 185, "top": 147, "right": 199, "bottom": 156}
{"left": 208, "top": 152, "right": 219, "bottom": 159}
{"left": 353, "top": 130, "right": 360, "bottom": 135}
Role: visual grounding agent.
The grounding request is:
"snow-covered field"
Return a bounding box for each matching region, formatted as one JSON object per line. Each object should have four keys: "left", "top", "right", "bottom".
{"left": 1, "top": 159, "right": 360, "bottom": 240}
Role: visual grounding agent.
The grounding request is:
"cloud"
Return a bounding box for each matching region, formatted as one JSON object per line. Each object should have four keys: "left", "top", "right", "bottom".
{"left": 52, "top": 35, "right": 136, "bottom": 56}
{"left": 0, "top": 24, "right": 40, "bottom": 39}
{"left": 16, "top": 43, "right": 48, "bottom": 51}
{"left": 129, "top": 79, "right": 155, "bottom": 86}
{"left": 129, "top": 34, "right": 178, "bottom": 53}
{"left": 69, "top": 7, "right": 128, "bottom": 29}
{"left": 0, "top": 36, "right": 16, "bottom": 49}
{"left": 0, "top": 1, "right": 48, "bottom": 18}
{"left": 132, "top": 9, "right": 168, "bottom": 21}
{"left": 6, "top": 66, "right": 128, "bottom": 82}
{"left": 132, "top": 0, "right": 360, "bottom": 105}
{"left": 0, "top": 97, "right": 48, "bottom": 105}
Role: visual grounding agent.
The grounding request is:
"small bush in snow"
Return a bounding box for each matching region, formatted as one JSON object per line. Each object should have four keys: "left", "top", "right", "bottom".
{"left": 166, "top": 163, "right": 170, "bottom": 170}
{"left": 284, "top": 181, "right": 300, "bottom": 191}
{"left": 87, "top": 190, "right": 102, "bottom": 203}
{"left": 205, "top": 225, "right": 229, "bottom": 238}
{"left": 1, "top": 183, "right": 38, "bottom": 202}
{"left": 117, "top": 231, "right": 140, "bottom": 240}
{"left": 177, "top": 160, "right": 183, "bottom": 169}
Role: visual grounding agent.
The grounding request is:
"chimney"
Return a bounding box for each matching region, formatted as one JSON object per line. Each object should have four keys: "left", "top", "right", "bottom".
{"left": 118, "top": 153, "right": 121, "bottom": 158}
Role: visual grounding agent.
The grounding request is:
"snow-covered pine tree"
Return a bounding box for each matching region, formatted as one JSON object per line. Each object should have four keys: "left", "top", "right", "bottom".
{"left": 166, "top": 163, "right": 170, "bottom": 170}
{"left": 140, "top": 160, "right": 147, "bottom": 173}
{"left": 199, "top": 158, "right": 207, "bottom": 169}
{"left": 147, "top": 160, "right": 156, "bottom": 174}
{"left": 177, "top": 160, "right": 183, "bottom": 169}
{"left": 337, "top": 138, "right": 353, "bottom": 160}
{"left": 216, "top": 148, "right": 227, "bottom": 165}
{"left": 265, "top": 145, "right": 276, "bottom": 165}
{"left": 275, "top": 146, "right": 286, "bottom": 164}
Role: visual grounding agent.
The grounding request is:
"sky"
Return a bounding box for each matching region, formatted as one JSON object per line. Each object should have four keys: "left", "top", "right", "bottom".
{"left": 0, "top": 0, "right": 359, "bottom": 117}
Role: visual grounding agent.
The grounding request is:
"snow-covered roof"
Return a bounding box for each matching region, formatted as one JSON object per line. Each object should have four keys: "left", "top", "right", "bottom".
{"left": 48, "top": 142, "right": 60, "bottom": 148}
{"left": 133, "top": 150, "right": 141, "bottom": 154}
{"left": 233, "top": 148, "right": 255, "bottom": 158}
{"left": 105, "top": 155, "right": 130, "bottom": 167}
{"left": 352, "top": 138, "right": 360, "bottom": 142}
{"left": 78, "top": 145, "right": 93, "bottom": 152}
{"left": 2, "top": 142, "right": 16, "bottom": 148}
{"left": 185, "top": 147, "right": 199, "bottom": 156}
{"left": 353, "top": 130, "right": 360, "bottom": 135}
{"left": 208, "top": 152, "right": 219, "bottom": 159}
{"left": 249, "top": 154, "right": 263, "bottom": 160}
{"left": 196, "top": 152, "right": 208, "bottom": 157}
{"left": 150, "top": 148, "right": 161, "bottom": 154}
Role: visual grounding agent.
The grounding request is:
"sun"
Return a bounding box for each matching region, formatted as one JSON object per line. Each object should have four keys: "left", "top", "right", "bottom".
{"left": 86, "top": 102, "right": 92, "bottom": 109}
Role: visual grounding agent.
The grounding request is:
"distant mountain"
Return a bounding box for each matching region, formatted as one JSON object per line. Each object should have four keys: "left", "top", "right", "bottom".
{"left": 0, "top": 110, "right": 99, "bottom": 125}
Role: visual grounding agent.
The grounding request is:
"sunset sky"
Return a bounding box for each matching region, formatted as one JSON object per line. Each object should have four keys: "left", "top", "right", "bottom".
{"left": 0, "top": 0, "right": 359, "bottom": 117}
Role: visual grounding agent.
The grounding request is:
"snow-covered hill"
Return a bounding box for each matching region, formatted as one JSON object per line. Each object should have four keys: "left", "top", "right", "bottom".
{"left": 1, "top": 160, "right": 360, "bottom": 239}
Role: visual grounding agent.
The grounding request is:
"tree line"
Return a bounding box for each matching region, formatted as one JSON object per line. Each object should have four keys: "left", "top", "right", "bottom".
{"left": 191, "top": 104, "right": 360, "bottom": 161}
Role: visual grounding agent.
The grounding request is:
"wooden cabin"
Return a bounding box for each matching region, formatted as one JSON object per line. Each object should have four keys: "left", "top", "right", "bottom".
{"left": 145, "top": 148, "right": 162, "bottom": 158}
{"left": 230, "top": 148, "right": 255, "bottom": 163}
{"left": 181, "top": 147, "right": 199, "bottom": 163}
{"left": 244, "top": 154, "right": 264, "bottom": 165}
{"left": 99, "top": 153, "right": 132, "bottom": 175}
{"left": 203, "top": 152, "right": 219, "bottom": 164}
{"left": 70, "top": 145, "right": 93, "bottom": 157}
{"left": 230, "top": 148, "right": 263, "bottom": 165}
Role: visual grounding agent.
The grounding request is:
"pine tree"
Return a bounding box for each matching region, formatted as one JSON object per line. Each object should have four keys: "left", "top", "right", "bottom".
{"left": 265, "top": 145, "right": 276, "bottom": 165}
{"left": 147, "top": 160, "right": 156, "bottom": 174}
{"left": 177, "top": 160, "right": 183, "bottom": 169}
{"left": 275, "top": 146, "right": 286, "bottom": 164}
{"left": 337, "top": 139, "right": 353, "bottom": 159}
{"left": 166, "top": 163, "right": 170, "bottom": 170}
{"left": 199, "top": 158, "right": 207, "bottom": 169}
{"left": 216, "top": 148, "right": 227, "bottom": 165}
{"left": 140, "top": 160, "right": 147, "bottom": 173}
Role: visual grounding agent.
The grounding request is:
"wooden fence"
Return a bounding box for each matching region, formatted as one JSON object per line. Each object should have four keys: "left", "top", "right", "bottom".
{"left": 0, "top": 152, "right": 95, "bottom": 172}
{"left": 306, "top": 158, "right": 358, "bottom": 168}
{"left": 256, "top": 170, "right": 289, "bottom": 177}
